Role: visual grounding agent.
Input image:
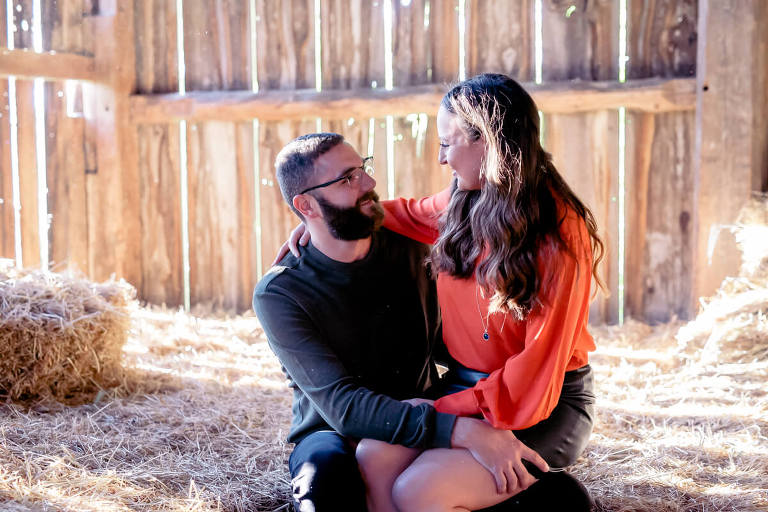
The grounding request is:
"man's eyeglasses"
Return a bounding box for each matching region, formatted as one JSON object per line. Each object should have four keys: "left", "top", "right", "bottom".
{"left": 298, "top": 156, "right": 374, "bottom": 195}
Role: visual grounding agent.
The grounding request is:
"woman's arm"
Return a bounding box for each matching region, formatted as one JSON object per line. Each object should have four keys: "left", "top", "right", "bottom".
{"left": 380, "top": 187, "right": 452, "bottom": 245}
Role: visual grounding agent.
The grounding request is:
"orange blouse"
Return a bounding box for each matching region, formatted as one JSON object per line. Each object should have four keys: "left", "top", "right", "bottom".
{"left": 382, "top": 189, "right": 596, "bottom": 430}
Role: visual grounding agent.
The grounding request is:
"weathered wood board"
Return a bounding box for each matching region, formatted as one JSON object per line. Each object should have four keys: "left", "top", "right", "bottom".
{"left": 0, "top": 3, "right": 15, "bottom": 260}
{"left": 134, "top": 0, "right": 182, "bottom": 306}
{"left": 391, "top": 0, "right": 458, "bottom": 201}
{"left": 183, "top": 0, "right": 255, "bottom": 311}
{"left": 11, "top": 0, "right": 41, "bottom": 269}
{"left": 625, "top": 0, "right": 697, "bottom": 322}
{"left": 256, "top": 0, "right": 316, "bottom": 282}
{"left": 42, "top": 0, "right": 90, "bottom": 274}
{"left": 693, "top": 0, "right": 765, "bottom": 304}
{"left": 541, "top": 0, "right": 620, "bottom": 324}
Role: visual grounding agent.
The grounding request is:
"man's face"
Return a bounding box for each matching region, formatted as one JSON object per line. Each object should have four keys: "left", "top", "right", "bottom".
{"left": 310, "top": 143, "right": 384, "bottom": 240}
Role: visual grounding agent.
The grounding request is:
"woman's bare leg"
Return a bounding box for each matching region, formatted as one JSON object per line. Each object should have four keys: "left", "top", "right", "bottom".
{"left": 392, "top": 447, "right": 534, "bottom": 512}
{"left": 356, "top": 438, "right": 422, "bottom": 512}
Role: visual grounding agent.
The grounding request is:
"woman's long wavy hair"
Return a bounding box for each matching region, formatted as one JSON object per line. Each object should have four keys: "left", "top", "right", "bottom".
{"left": 431, "top": 73, "right": 605, "bottom": 318}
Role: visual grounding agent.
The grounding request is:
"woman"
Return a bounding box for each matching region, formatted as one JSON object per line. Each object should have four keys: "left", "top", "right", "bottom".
{"left": 283, "top": 73, "right": 602, "bottom": 511}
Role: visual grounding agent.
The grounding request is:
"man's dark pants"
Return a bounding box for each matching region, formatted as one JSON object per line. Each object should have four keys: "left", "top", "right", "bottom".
{"left": 288, "top": 430, "right": 367, "bottom": 511}
{"left": 287, "top": 366, "right": 595, "bottom": 511}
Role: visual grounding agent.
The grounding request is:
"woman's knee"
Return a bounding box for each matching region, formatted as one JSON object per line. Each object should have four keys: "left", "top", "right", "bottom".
{"left": 392, "top": 467, "right": 441, "bottom": 512}
{"left": 355, "top": 438, "right": 391, "bottom": 475}
{"left": 356, "top": 438, "right": 420, "bottom": 477}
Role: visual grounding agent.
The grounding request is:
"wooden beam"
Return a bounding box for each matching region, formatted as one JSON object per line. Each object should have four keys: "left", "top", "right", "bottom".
{"left": 0, "top": 47, "right": 105, "bottom": 82}
{"left": 129, "top": 77, "right": 696, "bottom": 124}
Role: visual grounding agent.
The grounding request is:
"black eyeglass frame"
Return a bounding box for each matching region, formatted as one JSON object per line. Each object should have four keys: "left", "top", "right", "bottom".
{"left": 297, "top": 156, "right": 374, "bottom": 196}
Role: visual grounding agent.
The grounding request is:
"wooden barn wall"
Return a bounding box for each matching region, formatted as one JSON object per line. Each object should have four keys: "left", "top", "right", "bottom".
{"left": 6, "top": 0, "right": 41, "bottom": 270}
{"left": 540, "top": 0, "right": 620, "bottom": 324}
{"left": 134, "top": 0, "right": 182, "bottom": 307}
{"left": 625, "top": 0, "right": 697, "bottom": 322}
{"left": 6, "top": 0, "right": 748, "bottom": 325}
{"left": 183, "top": 1, "right": 256, "bottom": 311}
{"left": 0, "top": 0, "right": 95, "bottom": 274}
{"left": 254, "top": 0, "right": 316, "bottom": 313}
{"left": 43, "top": 0, "right": 92, "bottom": 276}
{"left": 0, "top": 3, "right": 13, "bottom": 259}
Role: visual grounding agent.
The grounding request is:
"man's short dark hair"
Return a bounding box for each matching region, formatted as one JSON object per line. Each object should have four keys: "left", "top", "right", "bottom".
{"left": 275, "top": 133, "right": 345, "bottom": 219}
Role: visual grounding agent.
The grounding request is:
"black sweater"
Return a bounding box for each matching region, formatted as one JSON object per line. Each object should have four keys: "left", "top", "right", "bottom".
{"left": 253, "top": 228, "right": 456, "bottom": 448}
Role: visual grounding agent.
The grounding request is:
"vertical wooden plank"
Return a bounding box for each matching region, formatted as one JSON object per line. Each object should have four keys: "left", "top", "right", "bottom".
{"left": 541, "top": 0, "right": 619, "bottom": 324}
{"left": 15, "top": 80, "right": 40, "bottom": 269}
{"left": 137, "top": 124, "right": 183, "bottom": 306}
{"left": 44, "top": 93, "right": 89, "bottom": 273}
{"left": 234, "top": 120, "right": 258, "bottom": 310}
{"left": 318, "top": 0, "right": 392, "bottom": 200}
{"left": 12, "top": 0, "right": 41, "bottom": 268}
{"left": 133, "top": 0, "right": 182, "bottom": 307}
{"left": 626, "top": 0, "right": 697, "bottom": 322}
{"left": 465, "top": 0, "right": 533, "bottom": 80}
{"left": 693, "top": 0, "right": 765, "bottom": 303}
{"left": 255, "top": 0, "right": 315, "bottom": 91}
{"left": 0, "top": 86, "right": 13, "bottom": 259}
{"left": 392, "top": 0, "right": 429, "bottom": 86}
{"left": 320, "top": 0, "right": 378, "bottom": 89}
{"left": 390, "top": 0, "right": 460, "bottom": 201}
{"left": 134, "top": 0, "right": 178, "bottom": 96}
{"left": 257, "top": 118, "right": 316, "bottom": 271}
{"left": 42, "top": 0, "right": 89, "bottom": 273}
{"left": 429, "top": 0, "right": 460, "bottom": 83}
{"left": 255, "top": 0, "right": 316, "bottom": 276}
{"left": 0, "top": 3, "right": 15, "bottom": 259}
{"left": 752, "top": 1, "right": 768, "bottom": 193}
{"left": 184, "top": 0, "right": 254, "bottom": 311}
{"left": 42, "top": 0, "right": 90, "bottom": 55}
{"left": 82, "top": 1, "right": 140, "bottom": 288}
{"left": 391, "top": 0, "right": 429, "bottom": 200}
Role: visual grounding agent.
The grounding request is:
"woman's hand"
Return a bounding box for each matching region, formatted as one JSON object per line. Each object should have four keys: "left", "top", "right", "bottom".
{"left": 451, "top": 417, "right": 549, "bottom": 495}
{"left": 272, "top": 223, "right": 311, "bottom": 265}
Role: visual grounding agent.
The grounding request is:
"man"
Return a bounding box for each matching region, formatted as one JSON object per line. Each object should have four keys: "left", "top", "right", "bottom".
{"left": 253, "top": 133, "right": 545, "bottom": 511}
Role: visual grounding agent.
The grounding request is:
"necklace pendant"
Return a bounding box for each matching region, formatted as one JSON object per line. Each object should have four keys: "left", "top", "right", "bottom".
{"left": 483, "top": 331, "right": 490, "bottom": 341}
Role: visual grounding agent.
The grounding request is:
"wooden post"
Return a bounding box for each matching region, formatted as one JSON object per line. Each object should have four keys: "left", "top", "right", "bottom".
{"left": 83, "top": 2, "right": 140, "bottom": 286}
{"left": 693, "top": 0, "right": 767, "bottom": 304}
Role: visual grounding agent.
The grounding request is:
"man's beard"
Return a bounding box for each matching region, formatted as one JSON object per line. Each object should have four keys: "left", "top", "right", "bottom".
{"left": 313, "top": 190, "right": 385, "bottom": 241}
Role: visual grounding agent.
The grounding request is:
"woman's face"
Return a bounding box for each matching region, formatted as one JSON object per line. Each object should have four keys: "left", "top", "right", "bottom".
{"left": 437, "top": 105, "right": 485, "bottom": 191}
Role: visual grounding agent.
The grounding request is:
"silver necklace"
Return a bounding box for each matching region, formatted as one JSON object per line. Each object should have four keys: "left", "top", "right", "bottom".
{"left": 475, "top": 285, "right": 506, "bottom": 341}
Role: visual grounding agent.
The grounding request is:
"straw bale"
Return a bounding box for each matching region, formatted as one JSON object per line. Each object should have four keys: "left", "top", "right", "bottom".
{"left": 0, "top": 262, "right": 135, "bottom": 404}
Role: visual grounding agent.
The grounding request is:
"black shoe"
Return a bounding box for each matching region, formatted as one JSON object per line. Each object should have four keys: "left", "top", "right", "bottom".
{"left": 479, "top": 470, "right": 593, "bottom": 512}
{"left": 515, "top": 470, "right": 593, "bottom": 511}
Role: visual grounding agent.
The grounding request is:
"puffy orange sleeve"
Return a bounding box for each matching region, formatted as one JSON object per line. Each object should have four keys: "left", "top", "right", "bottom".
{"left": 434, "top": 226, "right": 594, "bottom": 430}
{"left": 381, "top": 188, "right": 452, "bottom": 245}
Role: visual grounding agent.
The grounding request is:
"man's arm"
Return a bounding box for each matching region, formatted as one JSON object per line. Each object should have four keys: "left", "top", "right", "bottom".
{"left": 253, "top": 282, "right": 456, "bottom": 449}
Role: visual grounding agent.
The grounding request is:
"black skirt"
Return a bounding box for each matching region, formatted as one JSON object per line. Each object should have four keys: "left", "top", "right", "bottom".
{"left": 434, "top": 363, "right": 595, "bottom": 470}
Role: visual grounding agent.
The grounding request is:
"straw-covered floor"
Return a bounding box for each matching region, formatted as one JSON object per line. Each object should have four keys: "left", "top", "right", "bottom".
{"left": 0, "top": 197, "right": 766, "bottom": 511}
